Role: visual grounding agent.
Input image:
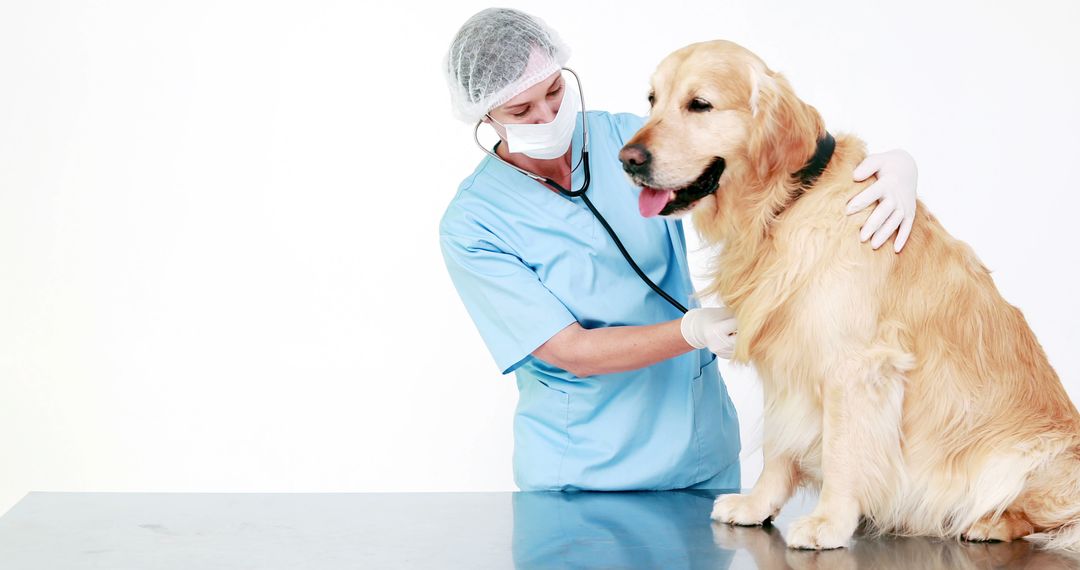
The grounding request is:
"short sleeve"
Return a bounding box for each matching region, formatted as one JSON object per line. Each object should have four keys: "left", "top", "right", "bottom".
{"left": 440, "top": 231, "right": 578, "bottom": 375}
{"left": 609, "top": 112, "right": 647, "bottom": 145}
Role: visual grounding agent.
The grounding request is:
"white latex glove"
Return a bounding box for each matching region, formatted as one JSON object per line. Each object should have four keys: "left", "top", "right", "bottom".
{"left": 846, "top": 149, "right": 919, "bottom": 253}
{"left": 680, "top": 307, "right": 739, "bottom": 359}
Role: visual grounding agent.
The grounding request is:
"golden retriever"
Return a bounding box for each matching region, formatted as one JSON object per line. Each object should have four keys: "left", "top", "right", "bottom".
{"left": 618, "top": 40, "right": 1080, "bottom": 551}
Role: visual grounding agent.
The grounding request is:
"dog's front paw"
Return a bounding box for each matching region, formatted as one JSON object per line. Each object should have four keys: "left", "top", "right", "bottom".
{"left": 785, "top": 514, "right": 856, "bottom": 550}
{"left": 711, "top": 493, "right": 775, "bottom": 526}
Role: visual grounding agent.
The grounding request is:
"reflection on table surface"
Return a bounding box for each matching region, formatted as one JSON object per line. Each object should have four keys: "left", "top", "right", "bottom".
{"left": 512, "top": 489, "right": 1080, "bottom": 569}
{"left": 0, "top": 489, "right": 1076, "bottom": 569}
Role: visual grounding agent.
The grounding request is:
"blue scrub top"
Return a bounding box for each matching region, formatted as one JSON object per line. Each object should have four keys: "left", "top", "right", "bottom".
{"left": 439, "top": 110, "right": 741, "bottom": 491}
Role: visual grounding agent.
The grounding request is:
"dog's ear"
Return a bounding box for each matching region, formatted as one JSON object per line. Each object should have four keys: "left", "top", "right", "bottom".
{"left": 746, "top": 64, "right": 822, "bottom": 181}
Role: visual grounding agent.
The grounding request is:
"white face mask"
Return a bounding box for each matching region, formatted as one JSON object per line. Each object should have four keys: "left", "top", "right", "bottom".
{"left": 487, "top": 81, "right": 580, "bottom": 160}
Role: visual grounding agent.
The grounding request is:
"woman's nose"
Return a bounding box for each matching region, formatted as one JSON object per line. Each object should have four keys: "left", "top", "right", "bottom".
{"left": 534, "top": 103, "right": 558, "bottom": 124}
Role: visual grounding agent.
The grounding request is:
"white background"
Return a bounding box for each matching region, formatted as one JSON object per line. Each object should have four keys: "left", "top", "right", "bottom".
{"left": 1, "top": 0, "right": 1077, "bottom": 517}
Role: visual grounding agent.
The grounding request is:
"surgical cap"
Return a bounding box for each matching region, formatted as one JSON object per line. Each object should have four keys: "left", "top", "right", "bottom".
{"left": 444, "top": 8, "right": 571, "bottom": 123}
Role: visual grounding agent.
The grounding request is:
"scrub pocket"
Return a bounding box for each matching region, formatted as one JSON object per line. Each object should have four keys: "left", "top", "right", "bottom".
{"left": 693, "top": 351, "right": 718, "bottom": 381}
{"left": 687, "top": 351, "right": 735, "bottom": 487}
{"left": 513, "top": 377, "right": 571, "bottom": 491}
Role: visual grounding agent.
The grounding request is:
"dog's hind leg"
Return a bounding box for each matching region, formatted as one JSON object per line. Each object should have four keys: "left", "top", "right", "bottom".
{"left": 785, "top": 337, "right": 914, "bottom": 550}
{"left": 962, "top": 509, "right": 1036, "bottom": 542}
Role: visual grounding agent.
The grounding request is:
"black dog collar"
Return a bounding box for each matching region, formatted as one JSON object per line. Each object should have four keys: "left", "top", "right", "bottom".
{"left": 773, "top": 132, "right": 835, "bottom": 220}
{"left": 794, "top": 132, "right": 836, "bottom": 189}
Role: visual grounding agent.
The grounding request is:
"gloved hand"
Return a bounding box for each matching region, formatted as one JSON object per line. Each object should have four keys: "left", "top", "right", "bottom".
{"left": 680, "top": 307, "right": 739, "bottom": 359}
{"left": 846, "top": 149, "right": 919, "bottom": 253}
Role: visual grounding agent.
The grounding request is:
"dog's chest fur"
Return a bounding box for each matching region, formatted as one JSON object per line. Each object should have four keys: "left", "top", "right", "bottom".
{"left": 708, "top": 136, "right": 886, "bottom": 479}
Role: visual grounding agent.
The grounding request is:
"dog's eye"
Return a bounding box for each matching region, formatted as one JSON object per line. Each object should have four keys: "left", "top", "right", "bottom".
{"left": 647, "top": 92, "right": 655, "bottom": 107}
{"left": 688, "top": 97, "right": 713, "bottom": 112}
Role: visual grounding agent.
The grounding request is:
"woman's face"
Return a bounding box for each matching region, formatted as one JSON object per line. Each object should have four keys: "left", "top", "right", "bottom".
{"left": 483, "top": 71, "right": 565, "bottom": 138}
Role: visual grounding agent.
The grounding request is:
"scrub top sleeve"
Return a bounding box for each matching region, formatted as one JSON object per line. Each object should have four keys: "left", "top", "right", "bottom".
{"left": 440, "top": 233, "right": 578, "bottom": 375}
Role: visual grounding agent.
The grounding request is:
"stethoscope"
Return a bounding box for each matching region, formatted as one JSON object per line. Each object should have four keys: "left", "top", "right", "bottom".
{"left": 473, "top": 68, "right": 688, "bottom": 314}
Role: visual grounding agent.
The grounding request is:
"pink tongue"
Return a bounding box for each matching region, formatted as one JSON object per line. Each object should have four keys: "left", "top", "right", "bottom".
{"left": 638, "top": 187, "right": 672, "bottom": 217}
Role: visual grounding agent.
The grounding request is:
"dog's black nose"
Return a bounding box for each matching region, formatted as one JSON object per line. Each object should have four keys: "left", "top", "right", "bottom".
{"left": 619, "top": 144, "right": 652, "bottom": 176}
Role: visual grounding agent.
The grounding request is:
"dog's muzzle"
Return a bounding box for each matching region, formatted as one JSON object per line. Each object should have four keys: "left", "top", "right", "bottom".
{"left": 631, "top": 157, "right": 726, "bottom": 217}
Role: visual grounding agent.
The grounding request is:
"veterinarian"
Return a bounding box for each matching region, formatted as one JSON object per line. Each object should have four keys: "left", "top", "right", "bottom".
{"left": 439, "top": 7, "right": 920, "bottom": 491}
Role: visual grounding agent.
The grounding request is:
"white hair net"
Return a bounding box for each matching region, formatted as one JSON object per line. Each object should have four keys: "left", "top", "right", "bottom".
{"left": 444, "top": 8, "right": 571, "bottom": 124}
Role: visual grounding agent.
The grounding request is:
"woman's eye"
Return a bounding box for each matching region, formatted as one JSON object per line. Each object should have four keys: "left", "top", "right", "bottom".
{"left": 547, "top": 86, "right": 562, "bottom": 97}
{"left": 512, "top": 108, "right": 529, "bottom": 117}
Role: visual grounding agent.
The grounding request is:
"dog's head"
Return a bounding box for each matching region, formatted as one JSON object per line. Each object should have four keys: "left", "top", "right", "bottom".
{"left": 620, "top": 40, "right": 823, "bottom": 217}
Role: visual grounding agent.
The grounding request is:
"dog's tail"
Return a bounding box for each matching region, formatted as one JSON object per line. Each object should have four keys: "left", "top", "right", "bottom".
{"left": 1024, "top": 442, "right": 1080, "bottom": 554}
{"left": 1025, "top": 523, "right": 1080, "bottom": 553}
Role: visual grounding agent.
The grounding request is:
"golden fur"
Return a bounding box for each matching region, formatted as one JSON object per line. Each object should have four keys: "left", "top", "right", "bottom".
{"left": 624, "top": 40, "right": 1080, "bottom": 551}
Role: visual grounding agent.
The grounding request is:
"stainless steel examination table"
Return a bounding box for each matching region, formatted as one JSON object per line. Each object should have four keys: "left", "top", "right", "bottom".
{"left": 0, "top": 489, "right": 1075, "bottom": 569}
